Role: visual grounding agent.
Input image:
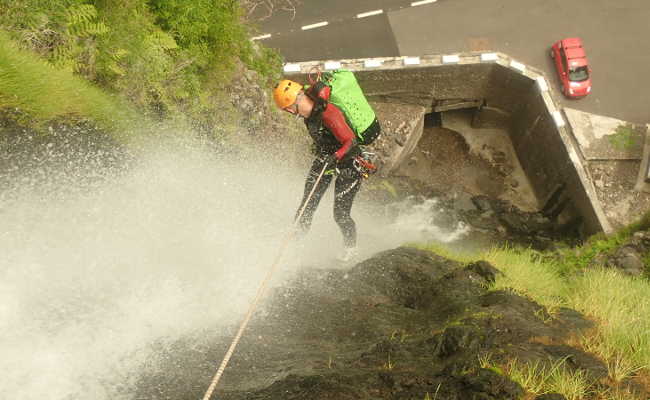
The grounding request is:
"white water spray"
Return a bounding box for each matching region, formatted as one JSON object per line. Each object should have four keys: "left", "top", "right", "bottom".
{"left": 0, "top": 134, "right": 469, "bottom": 399}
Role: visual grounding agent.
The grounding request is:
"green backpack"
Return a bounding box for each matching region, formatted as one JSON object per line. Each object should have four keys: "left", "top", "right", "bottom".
{"left": 321, "top": 69, "right": 375, "bottom": 142}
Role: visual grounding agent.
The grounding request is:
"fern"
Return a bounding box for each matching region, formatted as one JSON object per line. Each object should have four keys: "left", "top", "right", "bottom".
{"left": 70, "top": 21, "right": 109, "bottom": 37}
{"left": 145, "top": 30, "right": 179, "bottom": 52}
{"left": 50, "top": 43, "right": 76, "bottom": 70}
{"left": 107, "top": 62, "right": 126, "bottom": 76}
{"left": 111, "top": 48, "right": 129, "bottom": 61}
{"left": 65, "top": 4, "right": 98, "bottom": 26}
{"left": 104, "top": 47, "right": 129, "bottom": 76}
{"left": 66, "top": 4, "right": 109, "bottom": 38}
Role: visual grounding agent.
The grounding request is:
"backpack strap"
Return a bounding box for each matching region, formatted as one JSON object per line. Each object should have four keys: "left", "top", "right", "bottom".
{"left": 305, "top": 81, "right": 331, "bottom": 114}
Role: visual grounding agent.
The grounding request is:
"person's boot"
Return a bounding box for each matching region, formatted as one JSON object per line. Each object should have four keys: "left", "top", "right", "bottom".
{"left": 338, "top": 246, "right": 358, "bottom": 263}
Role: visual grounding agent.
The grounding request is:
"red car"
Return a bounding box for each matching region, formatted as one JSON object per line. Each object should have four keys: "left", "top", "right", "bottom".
{"left": 550, "top": 38, "right": 592, "bottom": 98}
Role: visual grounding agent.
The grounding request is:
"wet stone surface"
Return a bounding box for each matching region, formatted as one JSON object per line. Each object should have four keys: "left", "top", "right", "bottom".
{"left": 133, "top": 247, "right": 613, "bottom": 399}
{"left": 588, "top": 229, "right": 650, "bottom": 277}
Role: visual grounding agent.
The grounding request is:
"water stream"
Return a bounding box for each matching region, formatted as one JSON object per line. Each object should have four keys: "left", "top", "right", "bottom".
{"left": 0, "top": 134, "right": 469, "bottom": 399}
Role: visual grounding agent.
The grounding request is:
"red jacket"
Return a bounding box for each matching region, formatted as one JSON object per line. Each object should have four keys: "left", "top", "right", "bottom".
{"left": 306, "top": 84, "right": 356, "bottom": 161}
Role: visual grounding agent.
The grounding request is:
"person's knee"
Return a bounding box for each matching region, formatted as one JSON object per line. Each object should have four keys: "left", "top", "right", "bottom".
{"left": 333, "top": 207, "right": 350, "bottom": 225}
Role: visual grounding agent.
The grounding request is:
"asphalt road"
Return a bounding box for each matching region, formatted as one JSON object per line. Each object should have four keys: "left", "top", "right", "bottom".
{"left": 254, "top": 0, "right": 650, "bottom": 124}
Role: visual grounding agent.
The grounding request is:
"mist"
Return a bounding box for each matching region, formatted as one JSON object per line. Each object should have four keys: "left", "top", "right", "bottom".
{"left": 0, "top": 132, "right": 468, "bottom": 399}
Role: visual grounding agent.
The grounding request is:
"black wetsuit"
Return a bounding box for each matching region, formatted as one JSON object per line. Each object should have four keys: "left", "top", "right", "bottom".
{"left": 294, "top": 86, "right": 381, "bottom": 247}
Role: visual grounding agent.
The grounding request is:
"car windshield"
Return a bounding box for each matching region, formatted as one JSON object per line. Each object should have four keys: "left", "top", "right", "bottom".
{"left": 569, "top": 66, "right": 589, "bottom": 82}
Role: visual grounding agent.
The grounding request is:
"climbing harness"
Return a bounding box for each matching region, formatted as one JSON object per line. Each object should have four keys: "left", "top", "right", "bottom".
{"left": 335, "top": 179, "right": 360, "bottom": 199}
{"left": 201, "top": 161, "right": 331, "bottom": 400}
{"left": 353, "top": 151, "right": 377, "bottom": 179}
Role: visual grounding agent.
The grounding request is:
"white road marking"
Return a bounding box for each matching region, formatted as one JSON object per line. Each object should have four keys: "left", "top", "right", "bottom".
{"left": 357, "top": 9, "right": 383, "bottom": 18}
{"left": 510, "top": 60, "right": 526, "bottom": 72}
{"left": 283, "top": 64, "right": 301, "bottom": 72}
{"left": 442, "top": 54, "right": 460, "bottom": 63}
{"left": 325, "top": 61, "right": 342, "bottom": 70}
{"left": 404, "top": 56, "right": 421, "bottom": 65}
{"left": 364, "top": 59, "right": 383, "bottom": 68}
{"left": 411, "top": 0, "right": 437, "bottom": 6}
{"left": 552, "top": 110, "right": 566, "bottom": 127}
{"left": 302, "top": 21, "right": 329, "bottom": 30}
{"left": 251, "top": 34, "right": 271, "bottom": 41}
{"left": 537, "top": 76, "right": 549, "bottom": 92}
{"left": 480, "top": 53, "right": 498, "bottom": 61}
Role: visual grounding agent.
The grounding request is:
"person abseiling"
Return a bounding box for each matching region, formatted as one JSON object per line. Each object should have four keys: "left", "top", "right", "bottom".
{"left": 273, "top": 70, "right": 381, "bottom": 262}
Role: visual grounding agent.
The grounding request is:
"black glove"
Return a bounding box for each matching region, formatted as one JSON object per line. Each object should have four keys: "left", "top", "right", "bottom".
{"left": 324, "top": 153, "right": 338, "bottom": 166}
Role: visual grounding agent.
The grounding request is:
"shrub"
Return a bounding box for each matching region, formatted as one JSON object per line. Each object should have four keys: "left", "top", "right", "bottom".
{"left": 0, "top": 0, "right": 283, "bottom": 137}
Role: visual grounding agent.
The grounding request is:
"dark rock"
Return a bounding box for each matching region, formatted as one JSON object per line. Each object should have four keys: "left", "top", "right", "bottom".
{"left": 614, "top": 246, "right": 645, "bottom": 276}
{"left": 465, "top": 261, "right": 501, "bottom": 284}
{"left": 453, "top": 192, "right": 478, "bottom": 212}
{"left": 633, "top": 230, "right": 650, "bottom": 246}
{"left": 459, "top": 368, "right": 524, "bottom": 399}
{"left": 500, "top": 213, "right": 552, "bottom": 235}
{"left": 553, "top": 308, "right": 594, "bottom": 333}
{"left": 586, "top": 229, "right": 650, "bottom": 276}
{"left": 244, "top": 374, "right": 364, "bottom": 400}
{"left": 471, "top": 195, "right": 493, "bottom": 212}
{"left": 544, "top": 345, "right": 609, "bottom": 381}
{"left": 349, "top": 247, "right": 459, "bottom": 310}
{"left": 133, "top": 247, "right": 611, "bottom": 400}
{"left": 467, "top": 214, "right": 501, "bottom": 231}
{"left": 434, "top": 323, "right": 485, "bottom": 358}
{"left": 377, "top": 371, "right": 395, "bottom": 389}
{"left": 535, "top": 394, "right": 567, "bottom": 400}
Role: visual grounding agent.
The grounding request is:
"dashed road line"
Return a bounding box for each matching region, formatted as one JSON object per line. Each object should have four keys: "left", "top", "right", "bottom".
{"left": 364, "top": 59, "right": 383, "bottom": 68}
{"left": 442, "top": 54, "right": 460, "bottom": 63}
{"left": 411, "top": 0, "right": 437, "bottom": 6}
{"left": 251, "top": 34, "right": 272, "bottom": 41}
{"left": 255, "top": 1, "right": 441, "bottom": 40}
{"left": 404, "top": 56, "right": 421, "bottom": 65}
{"left": 356, "top": 9, "right": 384, "bottom": 19}
{"left": 510, "top": 60, "right": 526, "bottom": 72}
{"left": 324, "top": 61, "right": 342, "bottom": 70}
{"left": 301, "top": 21, "right": 329, "bottom": 30}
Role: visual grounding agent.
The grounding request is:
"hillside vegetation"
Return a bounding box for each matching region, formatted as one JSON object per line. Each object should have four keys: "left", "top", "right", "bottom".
{"left": 0, "top": 0, "right": 281, "bottom": 139}
{"left": 418, "top": 217, "right": 650, "bottom": 399}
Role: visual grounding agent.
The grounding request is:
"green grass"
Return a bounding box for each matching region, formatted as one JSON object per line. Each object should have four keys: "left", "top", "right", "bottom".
{"left": 478, "top": 352, "right": 591, "bottom": 399}
{"left": 487, "top": 248, "right": 650, "bottom": 385}
{"left": 566, "top": 269, "right": 650, "bottom": 377}
{"left": 506, "top": 357, "right": 591, "bottom": 400}
{"left": 556, "top": 210, "right": 650, "bottom": 275}
{"left": 608, "top": 124, "right": 641, "bottom": 151}
{"left": 0, "top": 32, "right": 138, "bottom": 140}
{"left": 482, "top": 246, "right": 568, "bottom": 314}
{"left": 418, "top": 243, "right": 650, "bottom": 398}
{"left": 0, "top": 1, "right": 284, "bottom": 142}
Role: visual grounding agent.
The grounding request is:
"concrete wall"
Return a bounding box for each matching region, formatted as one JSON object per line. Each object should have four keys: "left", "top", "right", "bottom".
{"left": 284, "top": 53, "right": 609, "bottom": 235}
{"left": 371, "top": 102, "right": 426, "bottom": 174}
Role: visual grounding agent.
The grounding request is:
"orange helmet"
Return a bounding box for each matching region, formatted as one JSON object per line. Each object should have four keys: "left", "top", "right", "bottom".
{"left": 273, "top": 79, "right": 302, "bottom": 109}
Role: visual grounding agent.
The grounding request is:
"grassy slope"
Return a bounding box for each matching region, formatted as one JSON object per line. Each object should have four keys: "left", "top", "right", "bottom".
{"left": 0, "top": 0, "right": 282, "bottom": 143}
{"left": 418, "top": 240, "right": 650, "bottom": 399}
{"left": 0, "top": 33, "right": 137, "bottom": 141}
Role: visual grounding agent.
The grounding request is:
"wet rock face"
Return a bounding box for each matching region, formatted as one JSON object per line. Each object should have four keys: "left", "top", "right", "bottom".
{"left": 590, "top": 229, "right": 650, "bottom": 276}
{"left": 134, "top": 247, "right": 609, "bottom": 400}
{"left": 460, "top": 195, "right": 581, "bottom": 250}
{"left": 535, "top": 394, "right": 567, "bottom": 400}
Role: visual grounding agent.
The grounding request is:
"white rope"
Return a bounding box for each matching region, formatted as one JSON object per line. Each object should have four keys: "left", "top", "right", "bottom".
{"left": 202, "top": 162, "right": 330, "bottom": 400}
